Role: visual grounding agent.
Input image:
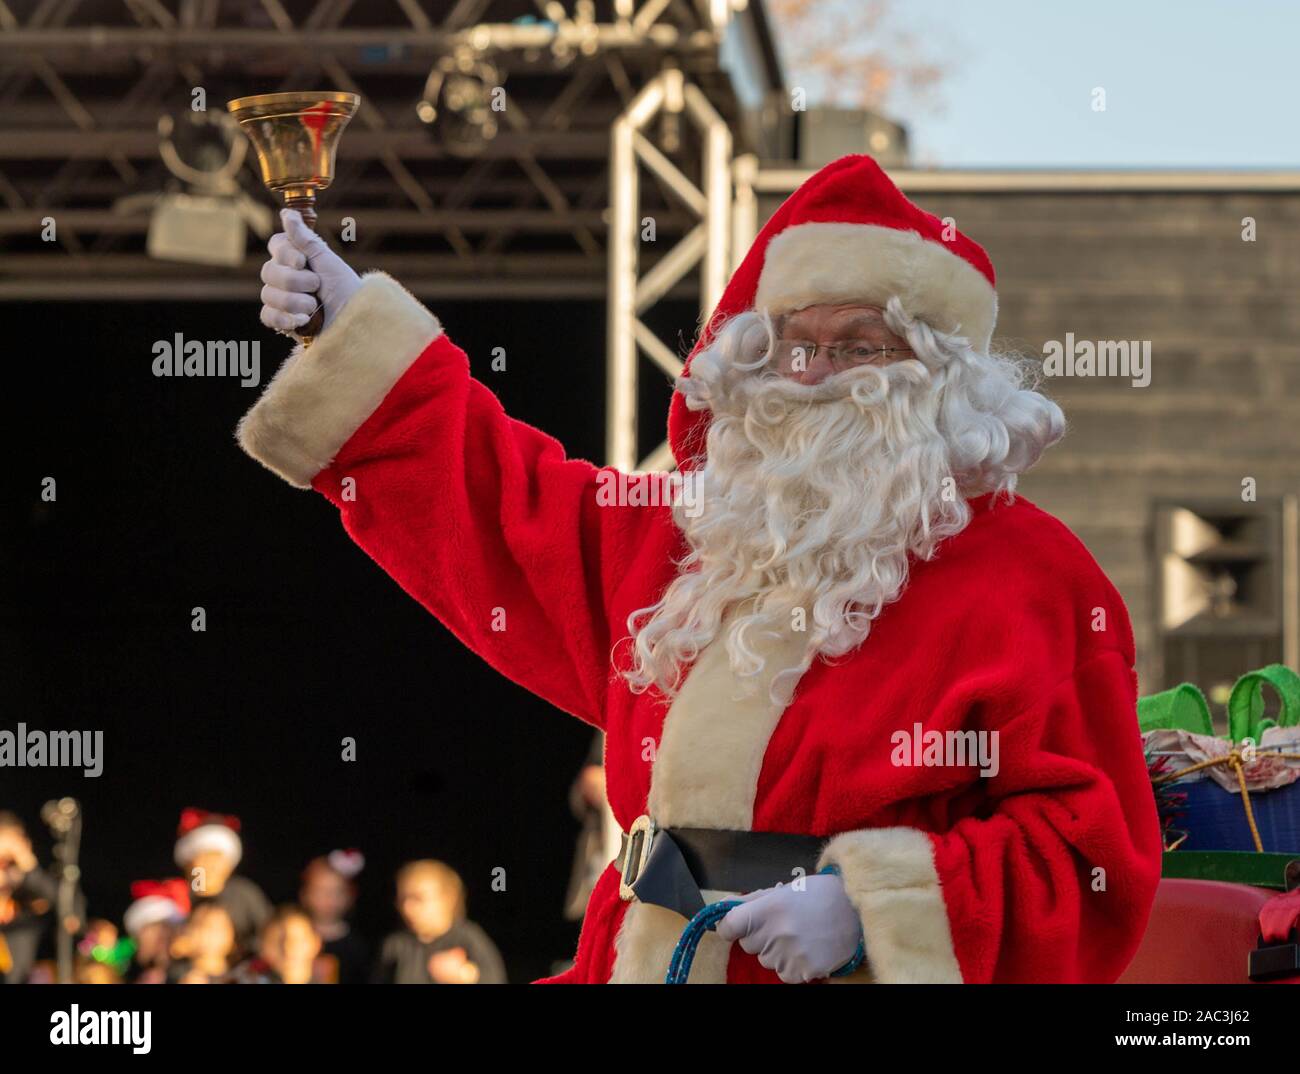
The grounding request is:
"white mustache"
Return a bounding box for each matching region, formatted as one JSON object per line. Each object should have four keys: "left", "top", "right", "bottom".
{"left": 754, "top": 358, "right": 928, "bottom": 402}
{"left": 690, "top": 354, "right": 933, "bottom": 424}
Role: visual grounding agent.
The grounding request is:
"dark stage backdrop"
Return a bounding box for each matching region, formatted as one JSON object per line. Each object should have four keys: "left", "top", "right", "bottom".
{"left": 1, "top": 293, "right": 688, "bottom": 982}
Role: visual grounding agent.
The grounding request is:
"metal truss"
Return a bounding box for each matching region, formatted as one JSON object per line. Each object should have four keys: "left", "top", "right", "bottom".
{"left": 606, "top": 64, "right": 758, "bottom": 471}
{"left": 0, "top": 0, "right": 765, "bottom": 302}
{"left": 0, "top": 0, "right": 784, "bottom": 475}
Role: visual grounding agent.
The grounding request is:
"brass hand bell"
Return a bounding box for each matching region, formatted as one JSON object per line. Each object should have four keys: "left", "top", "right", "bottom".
{"left": 227, "top": 91, "right": 360, "bottom": 345}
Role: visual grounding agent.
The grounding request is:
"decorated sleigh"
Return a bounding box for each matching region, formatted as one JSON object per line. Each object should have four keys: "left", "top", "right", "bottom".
{"left": 1118, "top": 665, "right": 1300, "bottom": 984}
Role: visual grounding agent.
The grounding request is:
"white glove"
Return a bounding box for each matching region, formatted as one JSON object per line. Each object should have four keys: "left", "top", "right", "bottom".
{"left": 715, "top": 872, "right": 863, "bottom": 984}
{"left": 259, "top": 208, "right": 362, "bottom": 336}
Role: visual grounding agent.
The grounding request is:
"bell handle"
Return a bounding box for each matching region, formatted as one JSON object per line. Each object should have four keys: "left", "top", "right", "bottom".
{"left": 283, "top": 192, "right": 325, "bottom": 344}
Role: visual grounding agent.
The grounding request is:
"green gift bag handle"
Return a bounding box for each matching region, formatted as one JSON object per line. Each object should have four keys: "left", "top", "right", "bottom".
{"left": 1137, "top": 664, "right": 1300, "bottom": 742}
{"left": 1227, "top": 664, "right": 1300, "bottom": 743}
{"left": 1137, "top": 682, "right": 1215, "bottom": 737}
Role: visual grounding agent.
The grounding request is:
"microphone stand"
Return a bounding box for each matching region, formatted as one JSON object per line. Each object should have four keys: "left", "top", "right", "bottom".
{"left": 41, "top": 798, "right": 81, "bottom": 984}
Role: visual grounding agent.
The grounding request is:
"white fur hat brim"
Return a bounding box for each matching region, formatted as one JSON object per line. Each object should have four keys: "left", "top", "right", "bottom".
{"left": 174, "top": 823, "right": 242, "bottom": 868}
{"left": 754, "top": 221, "right": 998, "bottom": 353}
{"left": 124, "top": 895, "right": 188, "bottom": 937}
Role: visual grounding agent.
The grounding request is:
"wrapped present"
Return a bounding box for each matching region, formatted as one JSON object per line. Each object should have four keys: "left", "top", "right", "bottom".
{"left": 1140, "top": 664, "right": 1300, "bottom": 855}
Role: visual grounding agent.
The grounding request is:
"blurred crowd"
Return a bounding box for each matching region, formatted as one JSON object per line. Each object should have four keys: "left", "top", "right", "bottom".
{"left": 0, "top": 807, "right": 507, "bottom": 985}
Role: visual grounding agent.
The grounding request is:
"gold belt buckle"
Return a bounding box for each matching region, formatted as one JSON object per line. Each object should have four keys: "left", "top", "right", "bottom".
{"left": 618, "top": 814, "right": 657, "bottom": 902}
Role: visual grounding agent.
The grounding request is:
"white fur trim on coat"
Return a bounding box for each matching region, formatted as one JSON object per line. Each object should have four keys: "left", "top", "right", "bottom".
{"left": 609, "top": 898, "right": 732, "bottom": 985}
{"left": 610, "top": 603, "right": 810, "bottom": 983}
{"left": 755, "top": 221, "right": 997, "bottom": 352}
{"left": 645, "top": 603, "right": 808, "bottom": 832}
{"left": 818, "top": 826, "right": 964, "bottom": 983}
{"left": 236, "top": 271, "right": 443, "bottom": 488}
{"left": 174, "top": 824, "right": 242, "bottom": 869}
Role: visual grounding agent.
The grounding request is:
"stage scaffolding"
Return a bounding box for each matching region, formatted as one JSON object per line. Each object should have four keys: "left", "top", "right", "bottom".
{"left": 0, "top": 0, "right": 784, "bottom": 471}
{"left": 8, "top": 5, "right": 1300, "bottom": 693}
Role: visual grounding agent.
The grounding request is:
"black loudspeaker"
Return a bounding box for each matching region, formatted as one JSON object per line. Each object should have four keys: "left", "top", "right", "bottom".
{"left": 1154, "top": 497, "right": 1299, "bottom": 731}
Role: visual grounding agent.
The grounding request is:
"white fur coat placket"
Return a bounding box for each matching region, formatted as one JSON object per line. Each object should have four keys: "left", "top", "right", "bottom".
{"left": 609, "top": 606, "right": 810, "bottom": 984}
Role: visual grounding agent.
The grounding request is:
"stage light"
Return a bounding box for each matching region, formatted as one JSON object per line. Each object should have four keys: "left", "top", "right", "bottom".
{"left": 144, "top": 110, "right": 267, "bottom": 267}
{"left": 418, "top": 50, "right": 503, "bottom": 158}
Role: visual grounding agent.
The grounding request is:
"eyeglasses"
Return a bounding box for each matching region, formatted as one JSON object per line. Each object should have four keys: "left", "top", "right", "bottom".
{"left": 771, "top": 339, "right": 914, "bottom": 372}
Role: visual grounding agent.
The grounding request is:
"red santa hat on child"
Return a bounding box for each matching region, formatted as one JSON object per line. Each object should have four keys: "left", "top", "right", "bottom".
{"left": 173, "top": 807, "right": 242, "bottom": 868}
{"left": 123, "top": 877, "right": 191, "bottom": 937}
{"left": 667, "top": 153, "right": 998, "bottom": 469}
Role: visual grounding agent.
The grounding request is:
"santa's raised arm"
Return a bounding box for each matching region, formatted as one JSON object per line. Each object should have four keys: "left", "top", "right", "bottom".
{"left": 238, "top": 154, "right": 1162, "bottom": 984}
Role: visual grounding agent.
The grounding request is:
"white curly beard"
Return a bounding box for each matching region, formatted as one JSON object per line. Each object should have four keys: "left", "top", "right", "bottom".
{"left": 622, "top": 303, "right": 1064, "bottom": 704}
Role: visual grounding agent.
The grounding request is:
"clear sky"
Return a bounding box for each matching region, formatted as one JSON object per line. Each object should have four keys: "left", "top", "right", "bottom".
{"left": 801, "top": 0, "right": 1300, "bottom": 169}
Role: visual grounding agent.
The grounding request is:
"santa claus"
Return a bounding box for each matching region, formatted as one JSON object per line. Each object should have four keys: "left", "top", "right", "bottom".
{"left": 239, "top": 154, "right": 1161, "bottom": 984}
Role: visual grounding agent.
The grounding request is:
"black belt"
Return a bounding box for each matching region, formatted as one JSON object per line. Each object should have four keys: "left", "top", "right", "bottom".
{"left": 617, "top": 815, "right": 827, "bottom": 920}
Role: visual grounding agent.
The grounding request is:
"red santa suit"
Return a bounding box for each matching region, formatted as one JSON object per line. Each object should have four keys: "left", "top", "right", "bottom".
{"left": 237, "top": 155, "right": 1162, "bottom": 983}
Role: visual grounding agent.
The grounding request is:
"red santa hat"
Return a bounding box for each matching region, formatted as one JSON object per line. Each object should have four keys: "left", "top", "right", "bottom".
{"left": 667, "top": 153, "right": 998, "bottom": 469}
{"left": 173, "top": 807, "right": 242, "bottom": 868}
{"left": 123, "top": 877, "right": 191, "bottom": 937}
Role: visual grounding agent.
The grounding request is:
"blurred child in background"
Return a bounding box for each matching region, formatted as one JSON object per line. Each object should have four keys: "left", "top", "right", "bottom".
{"left": 122, "top": 878, "right": 189, "bottom": 984}
{"left": 168, "top": 902, "right": 236, "bottom": 984}
{"left": 299, "top": 850, "right": 369, "bottom": 984}
{"left": 173, "top": 808, "right": 270, "bottom": 956}
{"left": 74, "top": 919, "right": 130, "bottom": 984}
{"left": 259, "top": 905, "right": 323, "bottom": 984}
{"left": 0, "top": 810, "right": 81, "bottom": 984}
{"left": 373, "top": 860, "right": 505, "bottom": 984}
